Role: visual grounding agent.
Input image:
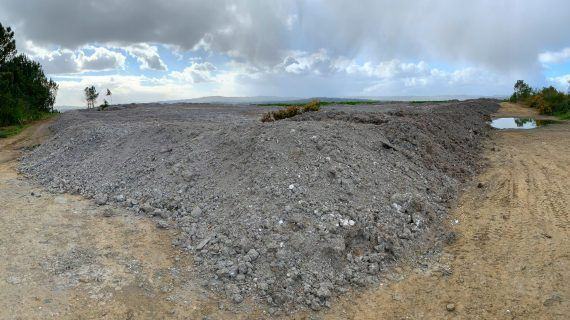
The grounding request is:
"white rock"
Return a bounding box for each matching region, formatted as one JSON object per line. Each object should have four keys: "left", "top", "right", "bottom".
{"left": 391, "top": 203, "right": 403, "bottom": 212}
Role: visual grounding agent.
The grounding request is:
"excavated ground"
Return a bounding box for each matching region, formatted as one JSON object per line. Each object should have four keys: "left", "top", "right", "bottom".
{"left": 19, "top": 100, "right": 499, "bottom": 314}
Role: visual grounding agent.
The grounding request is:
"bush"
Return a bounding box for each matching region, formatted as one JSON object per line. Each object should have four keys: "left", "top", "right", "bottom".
{"left": 527, "top": 94, "right": 548, "bottom": 113}
{"left": 303, "top": 99, "right": 321, "bottom": 112}
{"left": 273, "top": 106, "right": 301, "bottom": 120}
{"left": 99, "top": 100, "right": 110, "bottom": 111}
{"left": 509, "top": 81, "right": 570, "bottom": 118}
{"left": 0, "top": 97, "right": 25, "bottom": 125}
{"left": 260, "top": 100, "right": 321, "bottom": 122}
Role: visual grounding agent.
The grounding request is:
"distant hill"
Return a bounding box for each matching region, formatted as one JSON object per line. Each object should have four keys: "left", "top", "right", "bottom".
{"left": 159, "top": 95, "right": 505, "bottom": 105}
{"left": 56, "top": 95, "right": 506, "bottom": 110}
{"left": 160, "top": 96, "right": 303, "bottom": 105}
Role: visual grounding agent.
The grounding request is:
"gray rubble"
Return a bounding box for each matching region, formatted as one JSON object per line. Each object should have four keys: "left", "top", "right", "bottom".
{"left": 20, "top": 100, "right": 499, "bottom": 311}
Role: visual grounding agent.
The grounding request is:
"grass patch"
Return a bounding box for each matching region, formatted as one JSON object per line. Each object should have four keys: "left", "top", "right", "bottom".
{"left": 0, "top": 111, "right": 58, "bottom": 139}
{"left": 0, "top": 124, "right": 25, "bottom": 138}
{"left": 554, "top": 111, "right": 570, "bottom": 120}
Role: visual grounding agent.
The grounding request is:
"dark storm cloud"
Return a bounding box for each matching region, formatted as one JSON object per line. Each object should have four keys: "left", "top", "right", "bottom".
{"left": 1, "top": 0, "right": 569, "bottom": 73}
{"left": 0, "top": 0, "right": 293, "bottom": 65}
{"left": 297, "top": 0, "right": 570, "bottom": 73}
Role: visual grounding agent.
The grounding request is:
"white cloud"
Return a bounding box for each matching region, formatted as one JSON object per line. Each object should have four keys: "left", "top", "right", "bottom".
{"left": 3, "top": 0, "right": 569, "bottom": 73}
{"left": 345, "top": 60, "right": 431, "bottom": 79}
{"left": 78, "top": 46, "right": 126, "bottom": 71}
{"left": 24, "top": 42, "right": 126, "bottom": 74}
{"left": 124, "top": 43, "right": 167, "bottom": 71}
{"left": 52, "top": 67, "right": 245, "bottom": 107}
{"left": 539, "top": 47, "right": 570, "bottom": 64}
{"left": 223, "top": 50, "right": 511, "bottom": 97}
{"left": 170, "top": 62, "right": 216, "bottom": 83}
{"left": 547, "top": 74, "right": 570, "bottom": 91}
{"left": 5, "top": 1, "right": 566, "bottom": 104}
{"left": 275, "top": 50, "right": 340, "bottom": 75}
{"left": 54, "top": 75, "right": 186, "bottom": 106}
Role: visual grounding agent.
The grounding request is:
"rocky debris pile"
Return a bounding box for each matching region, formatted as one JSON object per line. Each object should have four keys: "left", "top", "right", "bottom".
{"left": 20, "top": 100, "right": 498, "bottom": 312}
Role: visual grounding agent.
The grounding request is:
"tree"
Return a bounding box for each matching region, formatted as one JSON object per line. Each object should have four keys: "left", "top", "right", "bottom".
{"left": 0, "top": 22, "right": 16, "bottom": 66}
{"left": 510, "top": 80, "right": 532, "bottom": 102}
{"left": 84, "top": 86, "right": 99, "bottom": 109}
{"left": 1, "top": 22, "right": 58, "bottom": 126}
{"left": 106, "top": 88, "right": 112, "bottom": 104}
{"left": 3, "top": 55, "right": 58, "bottom": 111}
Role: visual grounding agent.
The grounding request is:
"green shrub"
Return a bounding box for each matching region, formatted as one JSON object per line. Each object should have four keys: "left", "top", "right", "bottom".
{"left": 303, "top": 99, "right": 320, "bottom": 112}
{"left": 509, "top": 81, "right": 570, "bottom": 119}
{"left": 99, "top": 100, "right": 110, "bottom": 110}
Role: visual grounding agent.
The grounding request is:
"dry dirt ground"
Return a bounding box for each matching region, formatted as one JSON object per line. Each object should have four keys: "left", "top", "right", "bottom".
{"left": 323, "top": 103, "right": 569, "bottom": 319}
{"left": 0, "top": 121, "right": 244, "bottom": 319}
{"left": 1, "top": 103, "right": 568, "bottom": 319}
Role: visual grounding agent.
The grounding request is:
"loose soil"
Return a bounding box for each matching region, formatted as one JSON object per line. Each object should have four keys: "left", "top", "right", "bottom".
{"left": 323, "top": 103, "right": 569, "bottom": 319}
{"left": 18, "top": 100, "right": 498, "bottom": 312}
{"left": 1, "top": 102, "right": 567, "bottom": 319}
{"left": 0, "top": 120, "right": 244, "bottom": 319}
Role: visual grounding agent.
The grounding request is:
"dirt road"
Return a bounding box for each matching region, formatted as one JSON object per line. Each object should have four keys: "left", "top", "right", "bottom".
{"left": 324, "top": 103, "right": 569, "bottom": 319}
{"left": 0, "top": 121, "right": 236, "bottom": 319}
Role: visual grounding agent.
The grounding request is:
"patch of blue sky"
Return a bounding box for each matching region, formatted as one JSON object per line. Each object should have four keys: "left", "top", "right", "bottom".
{"left": 542, "top": 61, "right": 570, "bottom": 78}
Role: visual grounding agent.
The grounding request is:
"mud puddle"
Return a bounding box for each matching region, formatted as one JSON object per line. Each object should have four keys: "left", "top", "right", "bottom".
{"left": 490, "top": 117, "right": 558, "bottom": 129}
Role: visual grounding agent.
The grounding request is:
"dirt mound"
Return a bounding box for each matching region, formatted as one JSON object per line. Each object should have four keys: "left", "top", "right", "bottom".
{"left": 20, "top": 100, "right": 498, "bottom": 312}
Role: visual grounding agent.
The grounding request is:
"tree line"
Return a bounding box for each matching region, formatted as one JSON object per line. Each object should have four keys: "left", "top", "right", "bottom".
{"left": 509, "top": 80, "right": 570, "bottom": 119}
{"left": 0, "top": 22, "right": 58, "bottom": 126}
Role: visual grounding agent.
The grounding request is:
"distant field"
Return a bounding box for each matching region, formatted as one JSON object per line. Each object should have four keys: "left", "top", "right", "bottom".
{"left": 257, "top": 99, "right": 458, "bottom": 107}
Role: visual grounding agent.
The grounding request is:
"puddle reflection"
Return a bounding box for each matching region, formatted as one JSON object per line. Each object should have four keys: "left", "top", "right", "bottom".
{"left": 490, "top": 118, "right": 558, "bottom": 129}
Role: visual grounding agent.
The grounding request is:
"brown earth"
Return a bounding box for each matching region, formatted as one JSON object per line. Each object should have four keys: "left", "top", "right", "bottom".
{"left": 0, "top": 120, "right": 246, "bottom": 319}
{"left": 1, "top": 103, "right": 568, "bottom": 319}
{"left": 323, "top": 103, "right": 569, "bottom": 319}
{"left": 494, "top": 102, "right": 558, "bottom": 120}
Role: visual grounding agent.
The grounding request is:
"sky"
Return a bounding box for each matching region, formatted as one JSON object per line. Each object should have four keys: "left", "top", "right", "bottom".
{"left": 1, "top": 0, "right": 570, "bottom": 107}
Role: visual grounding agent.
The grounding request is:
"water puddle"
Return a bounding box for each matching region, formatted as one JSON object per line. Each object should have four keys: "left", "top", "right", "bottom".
{"left": 490, "top": 118, "right": 558, "bottom": 129}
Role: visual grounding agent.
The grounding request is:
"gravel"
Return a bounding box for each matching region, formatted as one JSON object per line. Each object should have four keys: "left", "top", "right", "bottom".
{"left": 20, "top": 99, "right": 499, "bottom": 312}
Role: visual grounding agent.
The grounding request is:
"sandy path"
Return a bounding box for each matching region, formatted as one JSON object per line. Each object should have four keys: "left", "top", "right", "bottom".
{"left": 0, "top": 121, "right": 231, "bottom": 319}
{"left": 324, "top": 103, "right": 569, "bottom": 319}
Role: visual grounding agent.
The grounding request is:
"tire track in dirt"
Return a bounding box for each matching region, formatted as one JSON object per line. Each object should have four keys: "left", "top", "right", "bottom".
{"left": 322, "top": 103, "right": 569, "bottom": 319}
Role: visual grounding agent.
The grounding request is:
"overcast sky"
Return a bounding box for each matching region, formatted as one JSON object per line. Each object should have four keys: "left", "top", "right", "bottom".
{"left": 1, "top": 0, "right": 570, "bottom": 106}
